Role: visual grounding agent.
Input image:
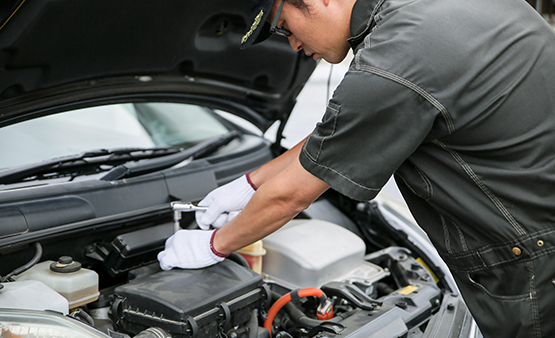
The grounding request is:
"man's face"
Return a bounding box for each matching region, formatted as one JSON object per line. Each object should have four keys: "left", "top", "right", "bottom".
{"left": 268, "top": 0, "right": 352, "bottom": 64}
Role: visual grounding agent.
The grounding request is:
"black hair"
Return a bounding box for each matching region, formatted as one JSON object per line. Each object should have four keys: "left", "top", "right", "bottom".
{"left": 285, "top": 0, "right": 310, "bottom": 12}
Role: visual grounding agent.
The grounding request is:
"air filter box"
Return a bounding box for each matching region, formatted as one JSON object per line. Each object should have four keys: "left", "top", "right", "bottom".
{"left": 112, "top": 259, "right": 268, "bottom": 338}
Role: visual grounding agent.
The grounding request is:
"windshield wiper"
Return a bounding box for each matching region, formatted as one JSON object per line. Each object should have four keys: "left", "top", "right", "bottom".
{"left": 0, "top": 131, "right": 240, "bottom": 184}
{"left": 100, "top": 130, "right": 240, "bottom": 181}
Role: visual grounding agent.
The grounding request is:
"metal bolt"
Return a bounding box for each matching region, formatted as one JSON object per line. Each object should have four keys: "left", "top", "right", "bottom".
{"left": 512, "top": 247, "right": 522, "bottom": 256}
{"left": 396, "top": 302, "right": 408, "bottom": 309}
{"left": 447, "top": 303, "right": 455, "bottom": 311}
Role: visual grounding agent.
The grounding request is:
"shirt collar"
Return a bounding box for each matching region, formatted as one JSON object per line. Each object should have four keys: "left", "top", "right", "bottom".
{"left": 347, "top": 0, "right": 385, "bottom": 49}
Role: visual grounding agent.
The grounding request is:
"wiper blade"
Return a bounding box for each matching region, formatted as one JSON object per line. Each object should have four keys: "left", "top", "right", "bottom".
{"left": 100, "top": 130, "right": 241, "bottom": 181}
{"left": 0, "top": 147, "right": 183, "bottom": 185}
{"left": 0, "top": 131, "right": 240, "bottom": 184}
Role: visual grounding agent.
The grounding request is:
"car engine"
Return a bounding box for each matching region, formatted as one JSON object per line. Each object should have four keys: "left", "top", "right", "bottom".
{"left": 0, "top": 203, "right": 442, "bottom": 338}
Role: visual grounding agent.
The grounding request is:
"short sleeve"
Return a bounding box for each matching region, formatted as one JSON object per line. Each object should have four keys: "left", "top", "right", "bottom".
{"left": 299, "top": 68, "right": 445, "bottom": 201}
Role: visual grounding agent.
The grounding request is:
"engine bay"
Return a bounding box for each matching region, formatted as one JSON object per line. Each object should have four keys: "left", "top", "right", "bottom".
{"left": 0, "top": 199, "right": 445, "bottom": 338}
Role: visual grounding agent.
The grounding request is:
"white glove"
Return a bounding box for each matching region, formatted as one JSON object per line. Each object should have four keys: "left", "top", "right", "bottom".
{"left": 195, "top": 174, "right": 256, "bottom": 229}
{"left": 157, "top": 229, "right": 225, "bottom": 270}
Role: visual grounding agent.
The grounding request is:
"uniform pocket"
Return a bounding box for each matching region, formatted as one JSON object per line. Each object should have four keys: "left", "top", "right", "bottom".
{"left": 457, "top": 261, "right": 541, "bottom": 338}
{"left": 467, "top": 261, "right": 532, "bottom": 300}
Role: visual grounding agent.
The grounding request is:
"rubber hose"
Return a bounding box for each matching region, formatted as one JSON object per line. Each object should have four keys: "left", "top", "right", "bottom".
{"left": 272, "top": 291, "right": 344, "bottom": 329}
{"left": 71, "top": 309, "right": 95, "bottom": 326}
{"left": 264, "top": 288, "right": 325, "bottom": 338}
{"left": 375, "top": 282, "right": 395, "bottom": 296}
{"left": 1, "top": 242, "right": 43, "bottom": 282}
{"left": 270, "top": 291, "right": 325, "bottom": 329}
{"left": 284, "top": 302, "right": 327, "bottom": 328}
{"left": 247, "top": 309, "right": 270, "bottom": 338}
{"left": 228, "top": 252, "right": 250, "bottom": 269}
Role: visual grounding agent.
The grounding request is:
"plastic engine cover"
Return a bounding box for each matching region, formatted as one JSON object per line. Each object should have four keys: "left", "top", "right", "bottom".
{"left": 262, "top": 219, "right": 374, "bottom": 288}
{"left": 112, "top": 259, "right": 266, "bottom": 337}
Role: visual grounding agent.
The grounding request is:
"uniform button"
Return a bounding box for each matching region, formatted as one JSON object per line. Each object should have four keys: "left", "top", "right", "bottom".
{"left": 512, "top": 247, "right": 522, "bottom": 256}
{"left": 537, "top": 240, "right": 544, "bottom": 247}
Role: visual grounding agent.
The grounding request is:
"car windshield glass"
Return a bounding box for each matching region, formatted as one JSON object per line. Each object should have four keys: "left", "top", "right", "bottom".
{"left": 0, "top": 102, "right": 230, "bottom": 170}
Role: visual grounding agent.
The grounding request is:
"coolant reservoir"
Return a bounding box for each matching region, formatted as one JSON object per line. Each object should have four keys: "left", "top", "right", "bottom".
{"left": 236, "top": 240, "right": 266, "bottom": 274}
{"left": 14, "top": 256, "right": 99, "bottom": 309}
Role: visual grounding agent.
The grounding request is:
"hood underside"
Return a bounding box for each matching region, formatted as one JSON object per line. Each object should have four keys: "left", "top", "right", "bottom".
{"left": 0, "top": 0, "right": 316, "bottom": 129}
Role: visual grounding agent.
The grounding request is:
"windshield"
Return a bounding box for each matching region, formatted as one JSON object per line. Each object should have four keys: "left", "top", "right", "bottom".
{"left": 0, "top": 102, "right": 230, "bottom": 169}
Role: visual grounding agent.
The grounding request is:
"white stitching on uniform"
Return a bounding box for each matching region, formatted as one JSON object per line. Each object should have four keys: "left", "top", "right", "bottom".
{"left": 357, "top": 65, "right": 456, "bottom": 134}
{"left": 415, "top": 166, "right": 433, "bottom": 200}
{"left": 396, "top": 174, "right": 420, "bottom": 197}
{"left": 449, "top": 217, "right": 469, "bottom": 252}
{"left": 527, "top": 261, "right": 541, "bottom": 338}
{"left": 302, "top": 147, "right": 381, "bottom": 192}
{"left": 441, "top": 228, "right": 555, "bottom": 260}
{"left": 440, "top": 215, "right": 452, "bottom": 254}
{"left": 432, "top": 139, "right": 527, "bottom": 236}
{"left": 441, "top": 214, "right": 470, "bottom": 253}
{"left": 315, "top": 103, "right": 339, "bottom": 160}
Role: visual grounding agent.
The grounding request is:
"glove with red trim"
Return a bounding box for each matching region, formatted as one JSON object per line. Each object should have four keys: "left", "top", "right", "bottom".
{"left": 157, "top": 229, "right": 227, "bottom": 270}
{"left": 195, "top": 174, "right": 257, "bottom": 229}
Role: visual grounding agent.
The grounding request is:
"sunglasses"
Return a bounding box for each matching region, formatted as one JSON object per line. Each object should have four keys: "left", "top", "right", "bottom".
{"left": 269, "top": 0, "right": 292, "bottom": 37}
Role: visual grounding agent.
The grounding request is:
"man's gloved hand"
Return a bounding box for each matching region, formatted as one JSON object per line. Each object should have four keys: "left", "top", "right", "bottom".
{"left": 157, "top": 229, "right": 226, "bottom": 270}
{"left": 195, "top": 174, "right": 257, "bottom": 229}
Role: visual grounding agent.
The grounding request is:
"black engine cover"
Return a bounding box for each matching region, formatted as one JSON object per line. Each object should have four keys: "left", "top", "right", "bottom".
{"left": 112, "top": 259, "right": 267, "bottom": 337}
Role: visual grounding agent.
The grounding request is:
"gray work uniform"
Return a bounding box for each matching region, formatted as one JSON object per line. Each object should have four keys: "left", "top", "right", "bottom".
{"left": 298, "top": 0, "right": 555, "bottom": 336}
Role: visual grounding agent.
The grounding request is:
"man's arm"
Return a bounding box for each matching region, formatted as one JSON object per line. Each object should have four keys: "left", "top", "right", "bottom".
{"left": 248, "top": 137, "right": 308, "bottom": 188}
{"left": 213, "top": 152, "right": 330, "bottom": 255}
{"left": 194, "top": 137, "right": 310, "bottom": 229}
{"left": 158, "top": 137, "right": 329, "bottom": 270}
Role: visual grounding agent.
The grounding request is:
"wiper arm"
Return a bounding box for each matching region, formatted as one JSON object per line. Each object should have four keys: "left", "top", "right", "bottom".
{"left": 100, "top": 130, "right": 241, "bottom": 181}
{"left": 0, "top": 131, "right": 240, "bottom": 184}
{"left": 0, "top": 147, "right": 184, "bottom": 184}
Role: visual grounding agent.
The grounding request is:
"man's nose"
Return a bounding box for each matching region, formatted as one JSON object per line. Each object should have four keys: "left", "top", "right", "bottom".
{"left": 288, "top": 35, "right": 302, "bottom": 52}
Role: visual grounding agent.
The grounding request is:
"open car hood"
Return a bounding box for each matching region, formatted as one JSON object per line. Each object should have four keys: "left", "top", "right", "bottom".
{"left": 0, "top": 0, "right": 317, "bottom": 130}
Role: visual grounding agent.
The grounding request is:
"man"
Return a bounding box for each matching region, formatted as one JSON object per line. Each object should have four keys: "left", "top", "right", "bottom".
{"left": 157, "top": 0, "right": 555, "bottom": 336}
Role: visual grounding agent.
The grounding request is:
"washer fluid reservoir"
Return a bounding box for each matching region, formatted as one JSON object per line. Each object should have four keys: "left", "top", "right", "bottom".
{"left": 0, "top": 280, "right": 69, "bottom": 314}
{"left": 14, "top": 256, "right": 99, "bottom": 309}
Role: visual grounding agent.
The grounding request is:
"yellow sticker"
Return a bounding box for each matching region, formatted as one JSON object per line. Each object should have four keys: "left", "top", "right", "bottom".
{"left": 242, "top": 9, "right": 264, "bottom": 44}
{"left": 398, "top": 285, "right": 419, "bottom": 295}
{"left": 416, "top": 257, "right": 439, "bottom": 284}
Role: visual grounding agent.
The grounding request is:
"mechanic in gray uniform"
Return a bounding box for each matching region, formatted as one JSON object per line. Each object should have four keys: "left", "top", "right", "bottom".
{"left": 157, "top": 0, "right": 555, "bottom": 336}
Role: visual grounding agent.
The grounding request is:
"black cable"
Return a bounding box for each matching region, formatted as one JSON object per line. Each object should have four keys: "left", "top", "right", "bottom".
{"left": 326, "top": 63, "right": 334, "bottom": 103}
{"left": 1, "top": 242, "right": 42, "bottom": 282}
{"left": 270, "top": 291, "right": 341, "bottom": 329}
{"left": 227, "top": 252, "right": 250, "bottom": 269}
{"left": 70, "top": 308, "right": 95, "bottom": 326}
